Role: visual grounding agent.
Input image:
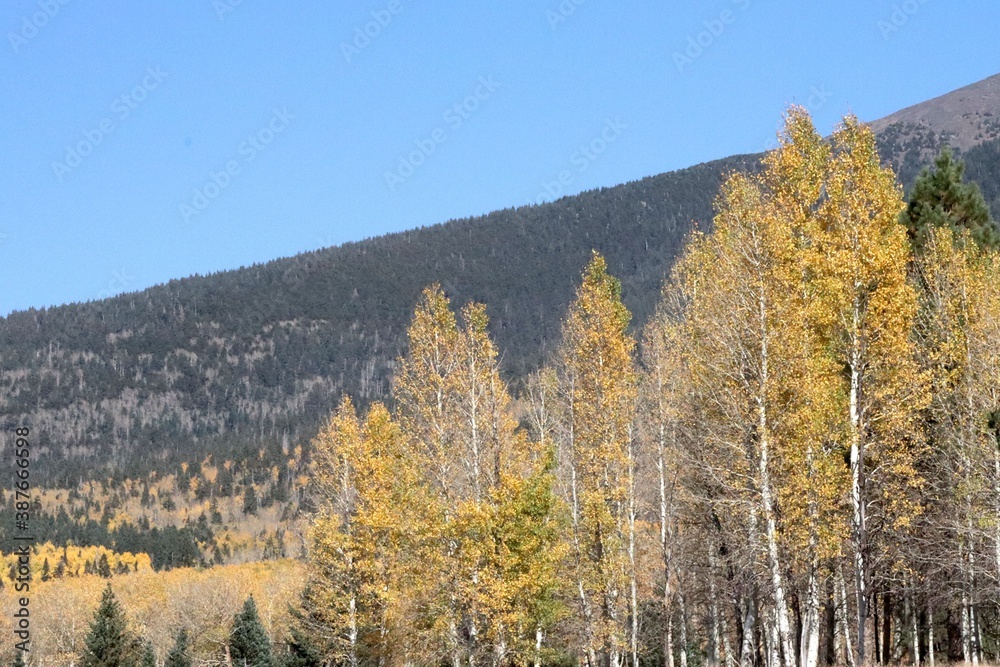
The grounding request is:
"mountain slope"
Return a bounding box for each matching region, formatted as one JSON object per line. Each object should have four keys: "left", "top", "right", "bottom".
{"left": 870, "top": 73, "right": 1000, "bottom": 151}
{"left": 4, "top": 76, "right": 1000, "bottom": 485}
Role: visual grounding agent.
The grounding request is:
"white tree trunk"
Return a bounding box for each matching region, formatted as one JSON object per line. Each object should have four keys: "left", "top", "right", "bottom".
{"left": 755, "top": 289, "right": 794, "bottom": 667}
{"left": 760, "top": 434, "right": 793, "bottom": 667}
{"left": 679, "top": 591, "right": 689, "bottom": 667}
{"left": 849, "top": 354, "right": 867, "bottom": 667}
{"left": 962, "top": 587, "right": 971, "bottom": 664}
{"left": 658, "top": 418, "right": 675, "bottom": 667}
{"left": 740, "top": 596, "right": 757, "bottom": 667}
{"left": 801, "top": 445, "right": 820, "bottom": 667}
{"left": 801, "top": 556, "right": 819, "bottom": 667}
{"left": 628, "top": 424, "right": 639, "bottom": 667}
{"left": 667, "top": 617, "right": 676, "bottom": 667}
{"left": 767, "top": 607, "right": 781, "bottom": 667}
{"left": 836, "top": 566, "right": 855, "bottom": 667}
{"left": 348, "top": 594, "right": 359, "bottom": 667}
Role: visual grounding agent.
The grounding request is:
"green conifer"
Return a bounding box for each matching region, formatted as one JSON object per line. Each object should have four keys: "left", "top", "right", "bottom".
{"left": 165, "top": 629, "right": 192, "bottom": 667}
{"left": 140, "top": 641, "right": 156, "bottom": 667}
{"left": 901, "top": 145, "right": 999, "bottom": 251}
{"left": 229, "top": 597, "right": 272, "bottom": 667}
{"left": 80, "top": 585, "right": 141, "bottom": 667}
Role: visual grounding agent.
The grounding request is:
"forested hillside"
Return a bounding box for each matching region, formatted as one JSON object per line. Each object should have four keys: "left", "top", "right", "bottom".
{"left": 0, "top": 103, "right": 1000, "bottom": 667}
{"left": 0, "top": 152, "right": 760, "bottom": 485}
{"left": 5, "top": 134, "right": 1000, "bottom": 490}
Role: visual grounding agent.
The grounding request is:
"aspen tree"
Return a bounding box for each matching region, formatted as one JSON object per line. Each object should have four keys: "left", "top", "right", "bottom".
{"left": 395, "top": 286, "right": 563, "bottom": 666}
{"left": 672, "top": 171, "right": 802, "bottom": 667}
{"left": 807, "top": 116, "right": 926, "bottom": 667}
{"left": 307, "top": 397, "right": 363, "bottom": 667}
{"left": 640, "top": 296, "right": 685, "bottom": 667}
{"left": 392, "top": 285, "right": 467, "bottom": 666}
{"left": 307, "top": 398, "right": 425, "bottom": 667}
{"left": 762, "top": 109, "right": 850, "bottom": 667}
{"left": 915, "top": 228, "right": 1000, "bottom": 662}
{"left": 554, "top": 252, "right": 638, "bottom": 667}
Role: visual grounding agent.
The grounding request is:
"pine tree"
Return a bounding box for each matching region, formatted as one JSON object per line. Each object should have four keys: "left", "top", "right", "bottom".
{"left": 140, "top": 641, "right": 156, "bottom": 667}
{"left": 80, "top": 585, "right": 141, "bottom": 667}
{"left": 97, "top": 553, "right": 112, "bottom": 579}
{"left": 229, "top": 597, "right": 272, "bottom": 667}
{"left": 165, "top": 628, "right": 192, "bottom": 667}
{"left": 281, "top": 621, "right": 324, "bottom": 667}
{"left": 901, "top": 146, "right": 999, "bottom": 252}
{"left": 242, "top": 486, "right": 258, "bottom": 516}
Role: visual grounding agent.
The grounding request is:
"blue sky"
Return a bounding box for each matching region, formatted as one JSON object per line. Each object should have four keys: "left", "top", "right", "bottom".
{"left": 2, "top": 0, "right": 998, "bottom": 315}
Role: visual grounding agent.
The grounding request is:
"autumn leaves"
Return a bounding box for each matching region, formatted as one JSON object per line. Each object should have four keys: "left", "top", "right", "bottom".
{"left": 307, "top": 108, "right": 1000, "bottom": 667}
{"left": 657, "top": 110, "right": 927, "bottom": 667}
{"left": 306, "top": 288, "right": 562, "bottom": 667}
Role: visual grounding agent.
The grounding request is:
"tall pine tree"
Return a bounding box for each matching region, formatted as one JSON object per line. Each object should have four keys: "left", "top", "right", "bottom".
{"left": 80, "top": 585, "right": 142, "bottom": 667}
{"left": 229, "top": 597, "right": 272, "bottom": 667}
{"left": 901, "top": 145, "right": 999, "bottom": 252}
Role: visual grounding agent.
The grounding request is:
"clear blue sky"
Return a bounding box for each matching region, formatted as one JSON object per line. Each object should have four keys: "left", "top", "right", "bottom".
{"left": 2, "top": 0, "right": 998, "bottom": 315}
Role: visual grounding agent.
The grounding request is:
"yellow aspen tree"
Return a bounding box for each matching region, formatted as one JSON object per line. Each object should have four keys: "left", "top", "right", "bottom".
{"left": 395, "top": 286, "right": 562, "bottom": 667}
{"left": 673, "top": 171, "right": 802, "bottom": 667}
{"left": 653, "top": 108, "right": 856, "bottom": 667}
{"left": 983, "top": 253, "right": 1000, "bottom": 611}
{"left": 308, "top": 397, "right": 426, "bottom": 667}
{"left": 807, "top": 116, "right": 927, "bottom": 667}
{"left": 664, "top": 230, "right": 754, "bottom": 667}
{"left": 915, "top": 228, "right": 1000, "bottom": 662}
{"left": 763, "top": 109, "right": 850, "bottom": 667}
{"left": 456, "top": 302, "right": 565, "bottom": 667}
{"left": 353, "top": 402, "right": 430, "bottom": 667}
{"left": 454, "top": 301, "right": 515, "bottom": 666}
{"left": 307, "top": 397, "right": 364, "bottom": 667}
{"left": 555, "top": 252, "right": 638, "bottom": 667}
{"left": 639, "top": 290, "right": 686, "bottom": 667}
{"left": 392, "top": 285, "right": 466, "bottom": 667}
